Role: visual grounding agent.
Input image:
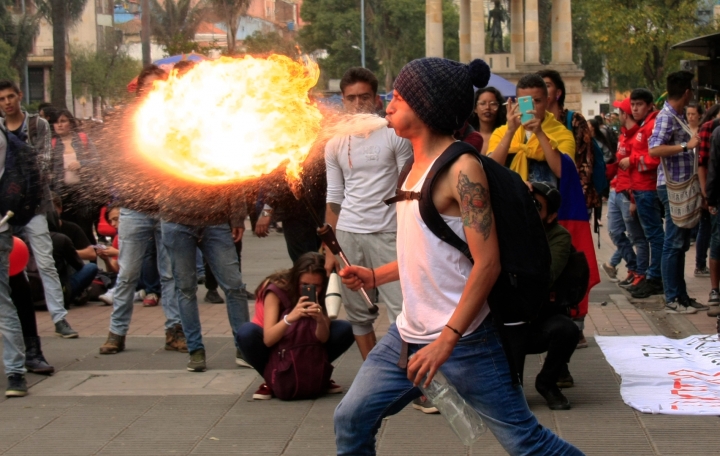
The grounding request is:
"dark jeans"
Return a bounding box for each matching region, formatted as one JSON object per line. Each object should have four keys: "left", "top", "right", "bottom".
{"left": 511, "top": 314, "right": 580, "bottom": 385}
{"left": 139, "top": 237, "right": 161, "bottom": 295}
{"left": 633, "top": 189, "right": 665, "bottom": 281}
{"left": 658, "top": 185, "right": 691, "bottom": 302}
{"left": 10, "top": 273, "right": 38, "bottom": 338}
{"left": 695, "top": 209, "right": 711, "bottom": 269}
{"left": 68, "top": 263, "right": 99, "bottom": 300}
{"left": 236, "top": 320, "right": 355, "bottom": 377}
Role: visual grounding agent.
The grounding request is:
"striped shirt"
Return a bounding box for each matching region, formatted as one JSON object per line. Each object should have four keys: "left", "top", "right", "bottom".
{"left": 649, "top": 102, "right": 694, "bottom": 186}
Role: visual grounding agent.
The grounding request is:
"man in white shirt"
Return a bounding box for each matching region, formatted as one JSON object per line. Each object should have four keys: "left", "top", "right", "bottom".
{"left": 333, "top": 58, "right": 581, "bottom": 455}
{"left": 324, "top": 67, "right": 412, "bottom": 360}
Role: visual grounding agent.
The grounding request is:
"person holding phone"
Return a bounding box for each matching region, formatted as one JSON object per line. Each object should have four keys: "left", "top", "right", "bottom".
{"left": 235, "top": 252, "right": 354, "bottom": 400}
{"left": 487, "top": 74, "right": 576, "bottom": 185}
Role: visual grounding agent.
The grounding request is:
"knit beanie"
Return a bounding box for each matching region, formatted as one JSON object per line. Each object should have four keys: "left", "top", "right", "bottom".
{"left": 394, "top": 58, "right": 491, "bottom": 134}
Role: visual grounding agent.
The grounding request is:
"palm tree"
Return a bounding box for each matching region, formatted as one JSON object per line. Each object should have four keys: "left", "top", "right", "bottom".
{"left": 36, "top": 0, "right": 88, "bottom": 109}
{"left": 209, "top": 0, "right": 249, "bottom": 55}
{"left": 150, "top": 0, "right": 207, "bottom": 55}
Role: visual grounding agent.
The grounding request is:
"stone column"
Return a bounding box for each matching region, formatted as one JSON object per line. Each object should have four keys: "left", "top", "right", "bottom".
{"left": 459, "top": 0, "right": 471, "bottom": 63}
{"left": 470, "top": 0, "right": 484, "bottom": 59}
{"left": 426, "top": 0, "right": 444, "bottom": 58}
{"left": 511, "top": 0, "right": 524, "bottom": 62}
{"left": 551, "top": 0, "right": 573, "bottom": 63}
{"left": 524, "top": 0, "right": 540, "bottom": 63}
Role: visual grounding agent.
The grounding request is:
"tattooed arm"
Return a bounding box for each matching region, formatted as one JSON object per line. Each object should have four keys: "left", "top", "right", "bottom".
{"left": 408, "top": 154, "right": 501, "bottom": 387}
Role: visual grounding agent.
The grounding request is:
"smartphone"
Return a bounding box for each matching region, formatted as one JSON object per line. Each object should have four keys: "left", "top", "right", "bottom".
{"left": 301, "top": 284, "right": 317, "bottom": 303}
{"left": 518, "top": 96, "right": 535, "bottom": 124}
{"left": 93, "top": 244, "right": 107, "bottom": 250}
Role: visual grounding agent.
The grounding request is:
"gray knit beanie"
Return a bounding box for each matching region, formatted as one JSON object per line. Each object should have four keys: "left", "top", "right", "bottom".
{"left": 394, "top": 58, "right": 491, "bottom": 134}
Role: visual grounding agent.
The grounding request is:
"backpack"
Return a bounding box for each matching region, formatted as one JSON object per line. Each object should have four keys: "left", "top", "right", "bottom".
{"left": 0, "top": 128, "right": 42, "bottom": 226}
{"left": 549, "top": 247, "right": 590, "bottom": 314}
{"left": 385, "top": 142, "right": 551, "bottom": 384}
{"left": 262, "top": 283, "right": 333, "bottom": 400}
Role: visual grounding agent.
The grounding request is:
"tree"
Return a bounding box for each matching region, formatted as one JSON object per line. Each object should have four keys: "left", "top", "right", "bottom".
{"left": 243, "top": 31, "right": 298, "bottom": 58}
{"left": 300, "top": 0, "right": 459, "bottom": 92}
{"left": 0, "top": 39, "right": 19, "bottom": 82}
{"left": 35, "top": 0, "right": 89, "bottom": 109}
{"left": 209, "top": 0, "right": 249, "bottom": 55}
{"left": 70, "top": 35, "right": 142, "bottom": 113}
{"left": 150, "top": 0, "right": 207, "bottom": 55}
{"left": 574, "top": 0, "right": 712, "bottom": 94}
{"left": 0, "top": 1, "right": 40, "bottom": 88}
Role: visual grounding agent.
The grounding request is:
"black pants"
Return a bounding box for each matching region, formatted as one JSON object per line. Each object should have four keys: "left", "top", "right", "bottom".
{"left": 510, "top": 314, "right": 580, "bottom": 386}
{"left": 281, "top": 214, "right": 322, "bottom": 263}
{"left": 236, "top": 320, "right": 355, "bottom": 377}
{"left": 11, "top": 273, "right": 38, "bottom": 339}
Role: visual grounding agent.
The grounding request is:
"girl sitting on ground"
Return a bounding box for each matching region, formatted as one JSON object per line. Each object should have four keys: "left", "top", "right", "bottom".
{"left": 236, "top": 252, "right": 354, "bottom": 400}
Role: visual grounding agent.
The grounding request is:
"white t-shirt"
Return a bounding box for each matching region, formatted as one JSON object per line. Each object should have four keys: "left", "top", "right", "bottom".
{"left": 395, "top": 158, "right": 489, "bottom": 344}
{"left": 325, "top": 128, "right": 412, "bottom": 234}
{"left": 0, "top": 131, "right": 7, "bottom": 233}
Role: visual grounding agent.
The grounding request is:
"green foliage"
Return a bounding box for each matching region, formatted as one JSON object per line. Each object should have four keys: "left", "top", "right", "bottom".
{"left": 574, "top": 0, "right": 713, "bottom": 94}
{"left": 70, "top": 41, "right": 142, "bottom": 104}
{"left": 150, "top": 0, "right": 207, "bottom": 55}
{"left": 243, "top": 31, "right": 299, "bottom": 58}
{"left": 300, "top": 0, "right": 459, "bottom": 92}
{"left": 35, "top": 0, "right": 88, "bottom": 25}
{"left": 0, "top": 39, "right": 19, "bottom": 82}
{"left": 0, "top": 1, "right": 39, "bottom": 80}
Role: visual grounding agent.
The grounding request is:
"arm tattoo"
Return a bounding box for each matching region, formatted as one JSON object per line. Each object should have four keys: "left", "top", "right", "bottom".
{"left": 457, "top": 171, "right": 492, "bottom": 240}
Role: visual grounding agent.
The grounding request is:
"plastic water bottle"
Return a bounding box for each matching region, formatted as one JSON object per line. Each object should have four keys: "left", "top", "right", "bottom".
{"left": 416, "top": 367, "right": 486, "bottom": 446}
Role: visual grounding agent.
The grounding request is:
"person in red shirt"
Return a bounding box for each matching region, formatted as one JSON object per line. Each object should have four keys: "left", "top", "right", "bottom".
{"left": 624, "top": 89, "right": 664, "bottom": 299}
{"left": 603, "top": 98, "right": 649, "bottom": 289}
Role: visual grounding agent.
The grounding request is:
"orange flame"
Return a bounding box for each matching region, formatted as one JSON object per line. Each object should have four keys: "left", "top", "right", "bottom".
{"left": 133, "top": 55, "right": 322, "bottom": 185}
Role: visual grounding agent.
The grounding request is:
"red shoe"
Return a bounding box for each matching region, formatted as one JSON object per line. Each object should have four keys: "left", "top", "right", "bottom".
{"left": 252, "top": 383, "right": 273, "bottom": 400}
{"left": 327, "top": 379, "right": 343, "bottom": 394}
{"left": 142, "top": 293, "right": 159, "bottom": 307}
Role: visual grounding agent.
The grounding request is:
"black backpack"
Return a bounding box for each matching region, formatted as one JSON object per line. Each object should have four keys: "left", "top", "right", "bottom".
{"left": 385, "top": 141, "right": 551, "bottom": 385}
{"left": 0, "top": 128, "right": 42, "bottom": 226}
{"left": 550, "top": 247, "right": 590, "bottom": 314}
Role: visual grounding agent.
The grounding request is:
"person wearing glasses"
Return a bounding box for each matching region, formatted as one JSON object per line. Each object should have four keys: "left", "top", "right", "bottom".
{"left": 323, "top": 67, "right": 412, "bottom": 361}
{"left": 468, "top": 87, "right": 507, "bottom": 155}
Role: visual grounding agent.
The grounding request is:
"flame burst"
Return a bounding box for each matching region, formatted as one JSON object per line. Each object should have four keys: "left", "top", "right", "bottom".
{"left": 134, "top": 55, "right": 322, "bottom": 185}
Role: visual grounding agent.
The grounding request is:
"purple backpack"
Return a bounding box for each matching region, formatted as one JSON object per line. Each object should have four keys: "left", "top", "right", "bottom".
{"left": 262, "top": 284, "right": 333, "bottom": 400}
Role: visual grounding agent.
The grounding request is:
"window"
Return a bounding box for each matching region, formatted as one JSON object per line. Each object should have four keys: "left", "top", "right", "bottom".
{"left": 28, "top": 68, "right": 45, "bottom": 103}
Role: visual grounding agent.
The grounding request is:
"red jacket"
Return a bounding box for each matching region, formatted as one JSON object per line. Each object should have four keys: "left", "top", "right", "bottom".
{"left": 614, "top": 123, "right": 640, "bottom": 193}
{"left": 629, "top": 111, "right": 660, "bottom": 191}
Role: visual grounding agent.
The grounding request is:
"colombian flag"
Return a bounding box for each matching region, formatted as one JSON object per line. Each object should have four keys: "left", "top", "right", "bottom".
{"left": 558, "top": 154, "right": 600, "bottom": 319}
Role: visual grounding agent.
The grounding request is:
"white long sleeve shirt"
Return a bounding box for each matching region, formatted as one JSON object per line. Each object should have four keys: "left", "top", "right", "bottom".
{"left": 325, "top": 127, "right": 412, "bottom": 233}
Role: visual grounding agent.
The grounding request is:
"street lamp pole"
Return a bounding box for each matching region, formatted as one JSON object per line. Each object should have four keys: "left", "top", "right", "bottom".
{"left": 360, "top": 0, "right": 366, "bottom": 68}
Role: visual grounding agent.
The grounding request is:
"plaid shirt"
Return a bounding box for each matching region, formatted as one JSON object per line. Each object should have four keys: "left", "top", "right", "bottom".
{"left": 698, "top": 118, "right": 720, "bottom": 168}
{"left": 649, "top": 102, "right": 694, "bottom": 186}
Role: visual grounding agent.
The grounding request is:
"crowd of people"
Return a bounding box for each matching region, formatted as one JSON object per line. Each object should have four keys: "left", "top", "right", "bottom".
{"left": 1, "top": 52, "right": 713, "bottom": 454}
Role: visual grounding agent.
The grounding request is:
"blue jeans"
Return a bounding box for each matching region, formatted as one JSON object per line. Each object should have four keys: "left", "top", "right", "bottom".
{"left": 68, "top": 263, "right": 98, "bottom": 300}
{"left": 334, "top": 322, "right": 582, "bottom": 455}
{"left": 633, "top": 190, "right": 664, "bottom": 281}
{"left": 0, "top": 231, "right": 25, "bottom": 375}
{"left": 618, "top": 191, "right": 649, "bottom": 275}
{"left": 236, "top": 320, "right": 355, "bottom": 377}
{"left": 109, "top": 209, "right": 181, "bottom": 335}
{"left": 139, "top": 237, "right": 161, "bottom": 295}
{"left": 162, "top": 221, "right": 249, "bottom": 353}
{"left": 607, "top": 190, "right": 637, "bottom": 272}
{"left": 695, "top": 210, "right": 711, "bottom": 268}
{"left": 657, "top": 186, "right": 691, "bottom": 302}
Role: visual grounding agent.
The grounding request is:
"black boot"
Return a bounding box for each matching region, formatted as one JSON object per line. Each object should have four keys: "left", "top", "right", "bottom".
{"left": 24, "top": 336, "right": 55, "bottom": 375}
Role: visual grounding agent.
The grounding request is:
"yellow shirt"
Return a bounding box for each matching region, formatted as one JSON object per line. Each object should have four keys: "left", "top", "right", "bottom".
{"left": 488, "top": 112, "right": 576, "bottom": 181}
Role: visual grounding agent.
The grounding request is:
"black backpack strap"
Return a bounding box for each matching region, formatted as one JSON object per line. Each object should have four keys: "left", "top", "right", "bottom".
{"left": 27, "top": 115, "right": 38, "bottom": 147}
{"left": 418, "top": 142, "right": 481, "bottom": 263}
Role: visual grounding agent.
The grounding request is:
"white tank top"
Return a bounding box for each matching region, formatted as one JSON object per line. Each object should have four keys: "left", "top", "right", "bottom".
{"left": 395, "top": 157, "right": 490, "bottom": 344}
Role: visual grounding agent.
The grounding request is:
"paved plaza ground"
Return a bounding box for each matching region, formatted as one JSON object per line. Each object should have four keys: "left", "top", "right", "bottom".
{"left": 0, "top": 213, "right": 719, "bottom": 455}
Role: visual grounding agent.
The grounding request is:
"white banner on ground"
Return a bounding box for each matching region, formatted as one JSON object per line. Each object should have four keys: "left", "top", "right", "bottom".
{"left": 596, "top": 334, "right": 720, "bottom": 415}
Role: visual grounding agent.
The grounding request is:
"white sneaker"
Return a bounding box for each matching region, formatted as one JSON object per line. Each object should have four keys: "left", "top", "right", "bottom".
{"left": 98, "top": 289, "right": 114, "bottom": 306}
{"left": 134, "top": 290, "right": 146, "bottom": 302}
{"left": 709, "top": 289, "right": 720, "bottom": 306}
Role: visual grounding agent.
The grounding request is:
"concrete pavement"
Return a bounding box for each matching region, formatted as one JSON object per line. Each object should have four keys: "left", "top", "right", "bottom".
{"left": 1, "top": 213, "right": 719, "bottom": 455}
